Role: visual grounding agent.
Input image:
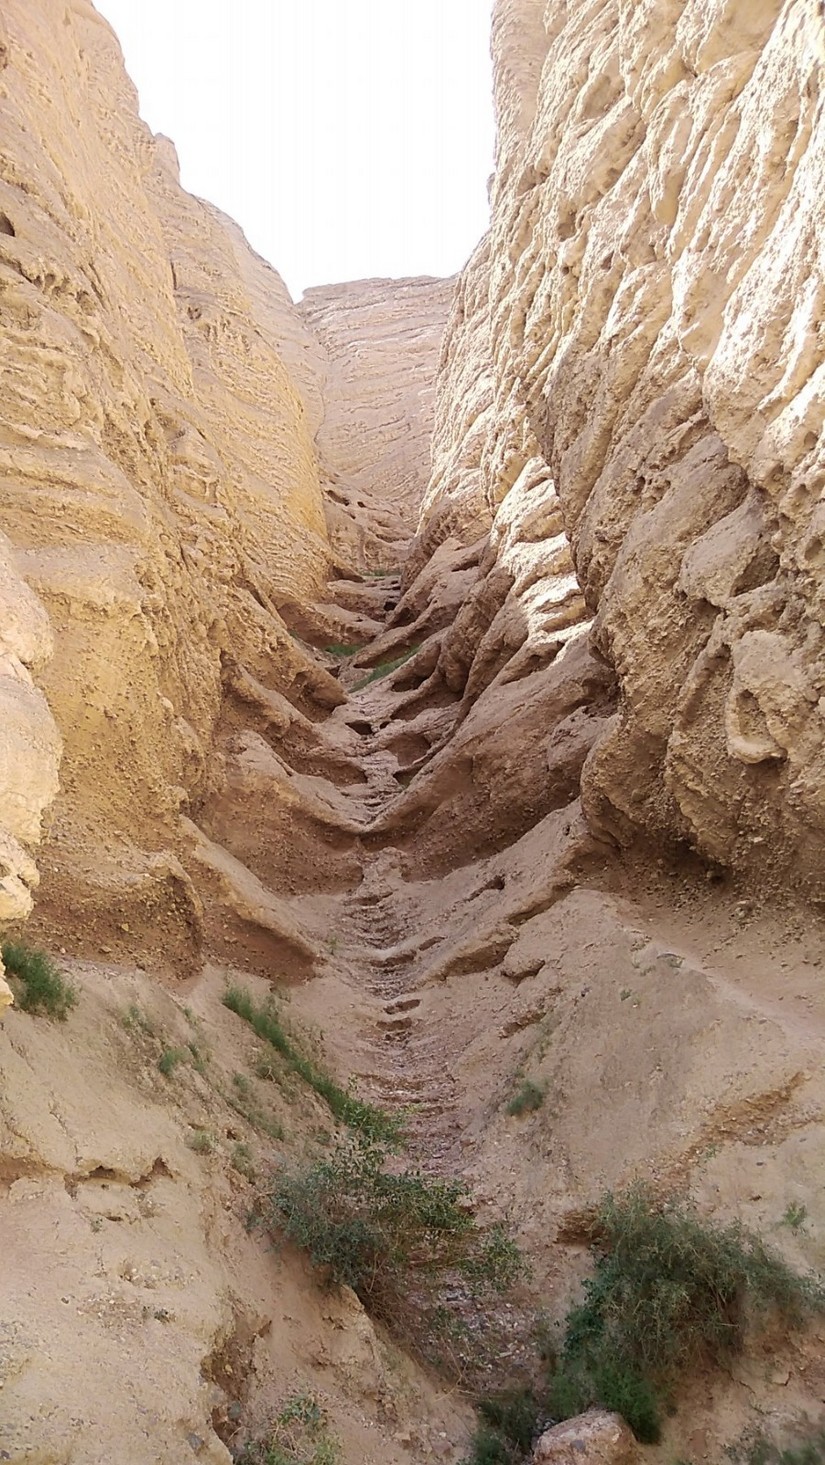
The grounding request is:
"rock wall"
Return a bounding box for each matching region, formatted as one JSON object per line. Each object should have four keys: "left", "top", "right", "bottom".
{"left": 0, "top": 0, "right": 361, "bottom": 964}
{"left": 415, "top": 0, "right": 825, "bottom": 890}
{"left": 301, "top": 276, "right": 454, "bottom": 569}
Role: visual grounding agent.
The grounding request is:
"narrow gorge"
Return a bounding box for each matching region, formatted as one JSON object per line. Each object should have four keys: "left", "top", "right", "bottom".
{"left": 2, "top": 3, "right": 825, "bottom": 1464}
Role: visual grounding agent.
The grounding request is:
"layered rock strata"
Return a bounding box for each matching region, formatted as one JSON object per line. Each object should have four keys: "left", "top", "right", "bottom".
{"left": 413, "top": 0, "right": 825, "bottom": 889}
{"left": 301, "top": 276, "right": 454, "bottom": 570}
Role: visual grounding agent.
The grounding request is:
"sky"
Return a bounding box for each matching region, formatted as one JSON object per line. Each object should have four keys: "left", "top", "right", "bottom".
{"left": 95, "top": 0, "right": 496, "bottom": 300}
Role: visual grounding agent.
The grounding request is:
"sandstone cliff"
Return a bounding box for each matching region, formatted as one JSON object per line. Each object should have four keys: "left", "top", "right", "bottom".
{"left": 414, "top": 0, "right": 825, "bottom": 890}
{"left": 301, "top": 275, "right": 454, "bottom": 569}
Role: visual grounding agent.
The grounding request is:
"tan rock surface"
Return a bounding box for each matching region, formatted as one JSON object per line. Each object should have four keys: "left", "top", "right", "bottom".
{"left": 0, "top": 532, "right": 61, "bottom": 923}
{"left": 301, "top": 276, "right": 454, "bottom": 568}
{"left": 414, "top": 0, "right": 825, "bottom": 889}
{"left": 0, "top": 961, "right": 471, "bottom": 1465}
{"left": 532, "top": 1411, "right": 638, "bottom": 1465}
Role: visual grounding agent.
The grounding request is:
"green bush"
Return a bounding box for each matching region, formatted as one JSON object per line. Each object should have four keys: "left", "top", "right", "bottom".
{"left": 463, "top": 1425, "right": 521, "bottom": 1465}
{"left": 548, "top": 1185, "right": 824, "bottom": 1442}
{"left": 547, "top": 1356, "right": 661, "bottom": 1444}
{"left": 2, "top": 941, "right": 77, "bottom": 1019}
{"left": 506, "top": 1081, "right": 545, "bottom": 1117}
{"left": 187, "top": 1128, "right": 214, "bottom": 1154}
{"left": 268, "top": 1132, "right": 525, "bottom": 1370}
{"left": 223, "top": 985, "right": 399, "bottom": 1142}
{"left": 478, "top": 1389, "right": 540, "bottom": 1453}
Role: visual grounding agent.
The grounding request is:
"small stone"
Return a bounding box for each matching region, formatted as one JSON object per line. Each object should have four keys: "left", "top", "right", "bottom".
{"left": 186, "top": 1434, "right": 205, "bottom": 1455}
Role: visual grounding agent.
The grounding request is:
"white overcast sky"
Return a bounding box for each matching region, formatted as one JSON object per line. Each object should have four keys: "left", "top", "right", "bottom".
{"left": 95, "top": 0, "right": 495, "bottom": 300}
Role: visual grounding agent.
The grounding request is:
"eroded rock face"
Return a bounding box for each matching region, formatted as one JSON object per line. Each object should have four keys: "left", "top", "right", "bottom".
{"left": 0, "top": 0, "right": 359, "bottom": 960}
{"left": 0, "top": 531, "right": 61, "bottom": 925}
{"left": 416, "top": 0, "right": 825, "bottom": 888}
{"left": 301, "top": 277, "right": 454, "bottom": 569}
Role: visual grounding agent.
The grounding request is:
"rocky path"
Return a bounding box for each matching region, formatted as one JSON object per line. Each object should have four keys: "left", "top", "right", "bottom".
{"left": 318, "top": 576, "right": 464, "bottom": 1172}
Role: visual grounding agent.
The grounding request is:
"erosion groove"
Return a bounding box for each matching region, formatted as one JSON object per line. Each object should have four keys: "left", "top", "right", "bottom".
{"left": 1, "top": 2, "right": 824, "bottom": 1464}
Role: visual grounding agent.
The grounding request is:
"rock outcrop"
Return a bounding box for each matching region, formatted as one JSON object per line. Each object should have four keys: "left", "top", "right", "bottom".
{"left": 414, "top": 0, "right": 825, "bottom": 890}
{"left": 0, "top": 532, "right": 61, "bottom": 928}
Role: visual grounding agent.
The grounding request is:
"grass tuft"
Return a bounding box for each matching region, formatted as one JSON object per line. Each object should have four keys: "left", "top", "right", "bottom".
{"left": 352, "top": 645, "right": 420, "bottom": 691}
{"left": 232, "top": 1142, "right": 256, "bottom": 1180}
{"left": 238, "top": 1390, "right": 341, "bottom": 1464}
{"left": 2, "top": 941, "right": 77, "bottom": 1019}
{"left": 268, "top": 1131, "right": 525, "bottom": 1376}
{"left": 506, "top": 1081, "right": 545, "bottom": 1117}
{"left": 122, "top": 1003, "right": 154, "bottom": 1037}
{"left": 187, "top": 1128, "right": 214, "bottom": 1154}
{"left": 157, "top": 1046, "right": 187, "bottom": 1077}
{"left": 223, "top": 985, "right": 400, "bottom": 1142}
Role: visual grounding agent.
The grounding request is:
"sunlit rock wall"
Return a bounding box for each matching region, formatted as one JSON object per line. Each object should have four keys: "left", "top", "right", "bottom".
{"left": 417, "top": 0, "right": 825, "bottom": 888}
{"left": 0, "top": 0, "right": 333, "bottom": 952}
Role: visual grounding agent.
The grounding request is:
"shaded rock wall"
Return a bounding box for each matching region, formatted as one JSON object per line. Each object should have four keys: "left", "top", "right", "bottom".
{"left": 415, "top": 0, "right": 825, "bottom": 889}
{"left": 301, "top": 276, "right": 454, "bottom": 571}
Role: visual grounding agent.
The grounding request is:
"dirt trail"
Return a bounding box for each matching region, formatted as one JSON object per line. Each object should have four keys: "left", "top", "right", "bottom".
{"left": 302, "top": 590, "right": 467, "bottom": 1171}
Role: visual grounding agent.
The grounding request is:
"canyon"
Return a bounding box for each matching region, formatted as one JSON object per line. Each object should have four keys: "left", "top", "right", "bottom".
{"left": 1, "top": 2, "right": 824, "bottom": 1463}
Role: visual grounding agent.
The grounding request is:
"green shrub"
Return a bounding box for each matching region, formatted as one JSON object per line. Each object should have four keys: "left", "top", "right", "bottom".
{"left": 232, "top": 1143, "right": 256, "bottom": 1180}
{"left": 238, "top": 1391, "right": 340, "bottom": 1465}
{"left": 547, "top": 1356, "right": 661, "bottom": 1443}
{"left": 187, "top": 1128, "right": 214, "bottom": 1154}
{"left": 324, "top": 644, "right": 362, "bottom": 659}
{"left": 478, "top": 1389, "right": 539, "bottom": 1453}
{"left": 2, "top": 941, "right": 77, "bottom": 1020}
{"left": 226, "top": 1069, "right": 284, "bottom": 1140}
{"left": 268, "top": 1132, "right": 525, "bottom": 1371}
{"left": 223, "top": 985, "right": 399, "bottom": 1142}
{"left": 122, "top": 1003, "right": 154, "bottom": 1036}
{"left": 352, "top": 646, "right": 420, "bottom": 691}
{"left": 506, "top": 1081, "right": 545, "bottom": 1117}
{"left": 187, "top": 1040, "right": 208, "bottom": 1075}
{"left": 463, "top": 1425, "right": 521, "bottom": 1465}
{"left": 157, "top": 1046, "right": 187, "bottom": 1077}
{"left": 548, "top": 1185, "right": 823, "bottom": 1442}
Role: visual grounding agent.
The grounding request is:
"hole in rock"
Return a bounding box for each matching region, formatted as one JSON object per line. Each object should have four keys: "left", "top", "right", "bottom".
{"left": 0, "top": 213, "right": 15, "bottom": 236}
